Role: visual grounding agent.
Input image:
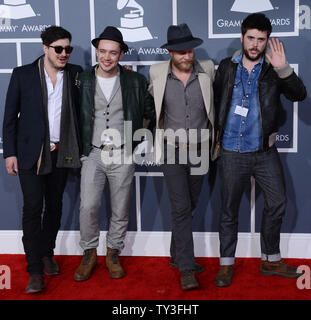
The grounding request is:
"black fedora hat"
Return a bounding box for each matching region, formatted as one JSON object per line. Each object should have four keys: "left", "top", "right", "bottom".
{"left": 161, "top": 23, "right": 203, "bottom": 51}
{"left": 91, "top": 26, "right": 129, "bottom": 53}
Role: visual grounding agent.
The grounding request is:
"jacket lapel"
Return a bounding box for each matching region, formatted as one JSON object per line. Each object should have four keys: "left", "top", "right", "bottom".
{"left": 152, "top": 62, "right": 169, "bottom": 125}
{"left": 198, "top": 71, "right": 213, "bottom": 123}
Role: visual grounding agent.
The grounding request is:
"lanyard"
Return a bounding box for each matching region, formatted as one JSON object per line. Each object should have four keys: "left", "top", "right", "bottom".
{"left": 239, "top": 64, "right": 248, "bottom": 108}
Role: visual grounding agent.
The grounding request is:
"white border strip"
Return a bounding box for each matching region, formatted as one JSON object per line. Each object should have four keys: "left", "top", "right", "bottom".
{"left": 0, "top": 38, "right": 42, "bottom": 43}
{"left": 135, "top": 174, "right": 142, "bottom": 232}
{"left": 172, "top": 0, "right": 178, "bottom": 25}
{"left": 16, "top": 41, "right": 22, "bottom": 66}
{"left": 89, "top": 0, "right": 96, "bottom": 66}
{"left": 0, "top": 69, "right": 13, "bottom": 73}
{"left": 278, "top": 64, "right": 298, "bottom": 153}
{"left": 54, "top": 0, "right": 60, "bottom": 26}
{"left": 250, "top": 177, "right": 256, "bottom": 234}
{"left": 1, "top": 230, "right": 311, "bottom": 258}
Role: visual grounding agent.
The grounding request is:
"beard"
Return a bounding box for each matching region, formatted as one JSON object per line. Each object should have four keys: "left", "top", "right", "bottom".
{"left": 171, "top": 57, "right": 194, "bottom": 72}
{"left": 242, "top": 45, "right": 266, "bottom": 62}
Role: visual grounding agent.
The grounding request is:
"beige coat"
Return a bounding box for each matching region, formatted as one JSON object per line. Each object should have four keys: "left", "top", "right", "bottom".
{"left": 148, "top": 59, "right": 215, "bottom": 164}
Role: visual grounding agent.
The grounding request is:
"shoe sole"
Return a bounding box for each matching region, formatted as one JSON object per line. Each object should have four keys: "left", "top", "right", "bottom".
{"left": 260, "top": 269, "right": 302, "bottom": 278}
{"left": 45, "top": 271, "right": 60, "bottom": 276}
{"left": 214, "top": 280, "right": 232, "bottom": 287}
{"left": 182, "top": 283, "right": 199, "bottom": 291}
{"left": 108, "top": 271, "right": 125, "bottom": 279}
{"left": 25, "top": 285, "right": 45, "bottom": 294}
{"left": 26, "top": 288, "right": 44, "bottom": 294}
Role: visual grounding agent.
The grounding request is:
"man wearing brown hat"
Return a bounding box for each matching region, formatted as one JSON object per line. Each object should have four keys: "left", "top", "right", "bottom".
{"left": 74, "top": 26, "right": 155, "bottom": 281}
{"left": 149, "top": 23, "right": 215, "bottom": 290}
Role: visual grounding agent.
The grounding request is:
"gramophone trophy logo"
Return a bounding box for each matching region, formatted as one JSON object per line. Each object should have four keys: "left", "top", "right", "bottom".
{"left": 0, "top": 0, "right": 35, "bottom": 19}
{"left": 117, "top": 0, "right": 153, "bottom": 42}
{"left": 230, "top": 0, "right": 274, "bottom": 13}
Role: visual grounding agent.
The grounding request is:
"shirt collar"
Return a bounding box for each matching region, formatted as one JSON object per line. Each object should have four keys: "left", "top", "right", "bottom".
{"left": 232, "top": 53, "right": 264, "bottom": 68}
{"left": 44, "top": 68, "right": 64, "bottom": 80}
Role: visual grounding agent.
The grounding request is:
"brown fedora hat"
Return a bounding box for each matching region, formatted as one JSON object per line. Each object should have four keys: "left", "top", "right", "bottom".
{"left": 161, "top": 23, "right": 203, "bottom": 51}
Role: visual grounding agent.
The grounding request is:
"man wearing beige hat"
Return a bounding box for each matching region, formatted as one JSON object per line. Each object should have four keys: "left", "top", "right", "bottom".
{"left": 74, "top": 26, "right": 155, "bottom": 282}
{"left": 149, "top": 23, "right": 215, "bottom": 290}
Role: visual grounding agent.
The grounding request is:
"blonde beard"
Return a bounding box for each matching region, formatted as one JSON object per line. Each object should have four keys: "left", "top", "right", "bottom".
{"left": 171, "top": 59, "right": 194, "bottom": 72}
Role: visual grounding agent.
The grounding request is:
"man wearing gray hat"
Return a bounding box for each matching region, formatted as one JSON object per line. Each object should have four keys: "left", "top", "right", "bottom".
{"left": 74, "top": 26, "right": 155, "bottom": 282}
{"left": 149, "top": 23, "right": 215, "bottom": 290}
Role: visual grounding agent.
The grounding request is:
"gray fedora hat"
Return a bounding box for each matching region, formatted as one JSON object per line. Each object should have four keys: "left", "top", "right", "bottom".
{"left": 91, "top": 26, "right": 129, "bottom": 53}
{"left": 161, "top": 23, "right": 203, "bottom": 51}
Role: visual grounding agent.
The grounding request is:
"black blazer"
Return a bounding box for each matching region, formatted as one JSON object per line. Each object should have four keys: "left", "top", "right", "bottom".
{"left": 2, "top": 57, "right": 83, "bottom": 169}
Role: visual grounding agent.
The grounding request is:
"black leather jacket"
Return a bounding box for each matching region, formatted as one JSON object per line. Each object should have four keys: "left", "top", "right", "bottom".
{"left": 214, "top": 56, "right": 307, "bottom": 152}
{"left": 78, "top": 65, "right": 156, "bottom": 156}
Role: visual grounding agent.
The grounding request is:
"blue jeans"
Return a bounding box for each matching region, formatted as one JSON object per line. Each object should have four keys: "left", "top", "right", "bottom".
{"left": 219, "top": 146, "right": 286, "bottom": 265}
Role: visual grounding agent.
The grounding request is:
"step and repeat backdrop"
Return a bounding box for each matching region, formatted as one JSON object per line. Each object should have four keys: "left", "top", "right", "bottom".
{"left": 0, "top": 0, "right": 310, "bottom": 256}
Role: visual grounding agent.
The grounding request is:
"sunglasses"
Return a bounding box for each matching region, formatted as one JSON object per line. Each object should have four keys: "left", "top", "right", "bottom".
{"left": 48, "top": 45, "right": 74, "bottom": 54}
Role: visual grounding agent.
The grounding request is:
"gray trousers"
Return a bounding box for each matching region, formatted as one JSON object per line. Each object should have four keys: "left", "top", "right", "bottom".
{"left": 79, "top": 148, "right": 135, "bottom": 251}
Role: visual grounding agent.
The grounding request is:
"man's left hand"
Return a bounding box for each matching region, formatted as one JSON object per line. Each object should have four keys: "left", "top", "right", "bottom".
{"left": 265, "top": 38, "right": 286, "bottom": 68}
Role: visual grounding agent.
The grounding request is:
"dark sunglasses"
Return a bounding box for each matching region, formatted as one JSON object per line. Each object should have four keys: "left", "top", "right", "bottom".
{"left": 48, "top": 45, "right": 74, "bottom": 54}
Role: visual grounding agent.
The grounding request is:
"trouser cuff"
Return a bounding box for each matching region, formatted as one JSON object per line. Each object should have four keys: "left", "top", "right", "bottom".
{"left": 261, "top": 253, "right": 281, "bottom": 262}
{"left": 220, "top": 257, "right": 235, "bottom": 266}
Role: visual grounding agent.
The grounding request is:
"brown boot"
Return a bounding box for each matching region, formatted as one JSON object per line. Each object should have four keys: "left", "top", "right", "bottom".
{"left": 214, "top": 265, "right": 235, "bottom": 287}
{"left": 260, "top": 259, "right": 302, "bottom": 278}
{"left": 74, "top": 248, "right": 97, "bottom": 281}
{"left": 180, "top": 270, "right": 199, "bottom": 291}
{"left": 106, "top": 247, "right": 125, "bottom": 279}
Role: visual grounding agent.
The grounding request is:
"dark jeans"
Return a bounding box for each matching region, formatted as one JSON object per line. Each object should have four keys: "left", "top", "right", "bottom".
{"left": 162, "top": 145, "right": 205, "bottom": 271}
{"left": 18, "top": 151, "right": 68, "bottom": 275}
{"left": 219, "top": 146, "right": 286, "bottom": 262}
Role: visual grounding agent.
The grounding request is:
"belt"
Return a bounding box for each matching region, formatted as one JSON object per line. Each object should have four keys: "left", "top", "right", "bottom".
{"left": 164, "top": 139, "right": 203, "bottom": 151}
{"left": 50, "top": 142, "right": 59, "bottom": 152}
{"left": 92, "top": 144, "right": 124, "bottom": 151}
{"left": 222, "top": 146, "right": 273, "bottom": 154}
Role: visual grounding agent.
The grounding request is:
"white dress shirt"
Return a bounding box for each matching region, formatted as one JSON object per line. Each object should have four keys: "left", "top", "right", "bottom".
{"left": 44, "top": 69, "right": 64, "bottom": 142}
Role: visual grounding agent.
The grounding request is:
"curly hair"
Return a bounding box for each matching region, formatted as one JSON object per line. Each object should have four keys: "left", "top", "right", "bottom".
{"left": 241, "top": 13, "right": 272, "bottom": 37}
{"left": 40, "top": 25, "right": 72, "bottom": 46}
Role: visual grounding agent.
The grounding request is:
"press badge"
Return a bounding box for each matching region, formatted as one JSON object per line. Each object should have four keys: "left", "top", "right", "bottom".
{"left": 234, "top": 105, "right": 249, "bottom": 117}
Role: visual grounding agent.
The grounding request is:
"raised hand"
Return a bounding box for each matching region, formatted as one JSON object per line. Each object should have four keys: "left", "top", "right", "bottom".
{"left": 265, "top": 38, "right": 286, "bottom": 68}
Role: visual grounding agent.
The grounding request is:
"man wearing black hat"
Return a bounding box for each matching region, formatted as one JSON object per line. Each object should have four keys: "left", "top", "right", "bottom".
{"left": 74, "top": 26, "right": 155, "bottom": 282}
{"left": 149, "top": 23, "right": 215, "bottom": 290}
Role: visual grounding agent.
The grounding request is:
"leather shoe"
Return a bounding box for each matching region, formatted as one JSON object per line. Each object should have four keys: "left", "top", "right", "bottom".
{"left": 106, "top": 247, "right": 125, "bottom": 279}
{"left": 42, "top": 256, "right": 60, "bottom": 275}
{"left": 25, "top": 274, "right": 45, "bottom": 294}
{"left": 260, "top": 259, "right": 303, "bottom": 278}
{"left": 180, "top": 270, "right": 199, "bottom": 291}
{"left": 74, "top": 248, "right": 97, "bottom": 281}
{"left": 169, "top": 258, "right": 204, "bottom": 273}
{"left": 214, "top": 265, "right": 235, "bottom": 287}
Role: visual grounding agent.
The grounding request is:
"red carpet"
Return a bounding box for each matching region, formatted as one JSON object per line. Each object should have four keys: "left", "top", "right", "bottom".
{"left": 0, "top": 255, "right": 310, "bottom": 300}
